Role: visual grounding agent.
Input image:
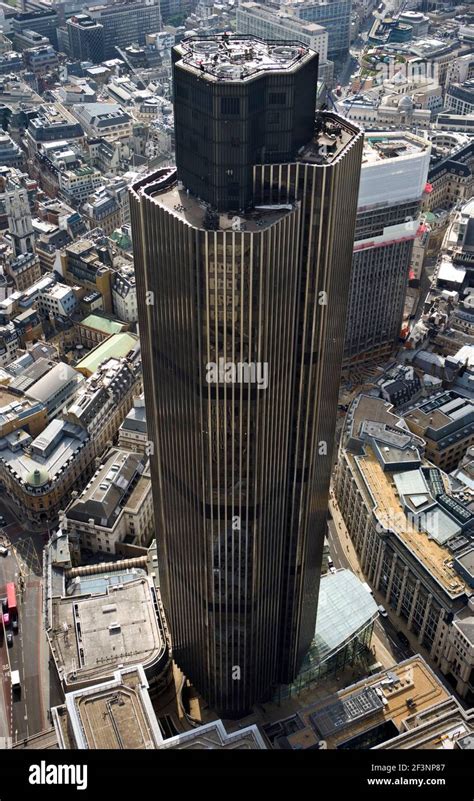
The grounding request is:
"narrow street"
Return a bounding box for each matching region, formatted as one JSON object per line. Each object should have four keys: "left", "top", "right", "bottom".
{"left": 0, "top": 492, "right": 52, "bottom": 744}
{"left": 328, "top": 490, "right": 415, "bottom": 669}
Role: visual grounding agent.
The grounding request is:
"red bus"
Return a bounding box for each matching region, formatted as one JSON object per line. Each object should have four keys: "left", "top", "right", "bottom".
{"left": 6, "top": 583, "right": 16, "bottom": 619}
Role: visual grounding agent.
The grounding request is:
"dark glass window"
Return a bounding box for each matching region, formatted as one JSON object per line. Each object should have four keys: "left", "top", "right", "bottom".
{"left": 269, "top": 92, "right": 286, "bottom": 105}
{"left": 221, "top": 97, "right": 240, "bottom": 115}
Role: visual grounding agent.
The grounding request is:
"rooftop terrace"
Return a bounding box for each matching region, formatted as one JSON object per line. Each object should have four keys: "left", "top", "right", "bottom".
{"left": 362, "top": 133, "right": 429, "bottom": 165}
{"left": 175, "top": 35, "right": 312, "bottom": 82}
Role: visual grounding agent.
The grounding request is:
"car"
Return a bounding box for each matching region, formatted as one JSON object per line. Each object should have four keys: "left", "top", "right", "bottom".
{"left": 6, "top": 631, "right": 13, "bottom": 648}
{"left": 0, "top": 545, "right": 8, "bottom": 557}
{"left": 329, "top": 566, "right": 337, "bottom": 574}
{"left": 12, "top": 619, "right": 18, "bottom": 634}
{"left": 397, "top": 631, "right": 410, "bottom": 648}
{"left": 378, "top": 605, "right": 388, "bottom": 618}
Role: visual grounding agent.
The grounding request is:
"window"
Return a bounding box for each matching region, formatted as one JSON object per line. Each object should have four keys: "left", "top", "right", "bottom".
{"left": 269, "top": 92, "right": 286, "bottom": 105}
{"left": 221, "top": 97, "right": 240, "bottom": 115}
{"left": 227, "top": 182, "right": 240, "bottom": 198}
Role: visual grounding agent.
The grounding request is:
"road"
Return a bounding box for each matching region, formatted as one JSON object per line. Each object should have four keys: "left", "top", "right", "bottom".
{"left": 327, "top": 514, "right": 413, "bottom": 667}
{"left": 0, "top": 494, "right": 51, "bottom": 744}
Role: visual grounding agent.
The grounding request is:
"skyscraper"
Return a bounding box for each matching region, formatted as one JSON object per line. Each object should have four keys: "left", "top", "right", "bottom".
{"left": 130, "top": 35, "right": 363, "bottom": 717}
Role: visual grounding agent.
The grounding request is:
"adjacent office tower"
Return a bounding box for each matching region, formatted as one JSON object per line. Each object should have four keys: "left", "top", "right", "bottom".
{"left": 86, "top": 0, "right": 162, "bottom": 60}
{"left": 130, "top": 35, "right": 363, "bottom": 716}
{"left": 284, "top": 0, "right": 352, "bottom": 61}
{"left": 66, "top": 14, "right": 105, "bottom": 65}
{"left": 344, "top": 132, "right": 431, "bottom": 367}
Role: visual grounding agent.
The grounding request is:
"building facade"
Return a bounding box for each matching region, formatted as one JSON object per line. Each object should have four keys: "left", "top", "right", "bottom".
{"left": 130, "top": 35, "right": 363, "bottom": 716}
{"left": 87, "top": 0, "right": 162, "bottom": 60}
{"left": 236, "top": 2, "right": 329, "bottom": 63}
{"left": 344, "top": 133, "right": 431, "bottom": 366}
{"left": 66, "top": 14, "right": 105, "bottom": 64}
{"left": 335, "top": 395, "right": 473, "bottom": 696}
{"left": 288, "top": 0, "right": 351, "bottom": 60}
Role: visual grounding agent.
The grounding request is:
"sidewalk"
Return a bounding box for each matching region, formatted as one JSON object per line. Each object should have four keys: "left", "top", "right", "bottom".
{"left": 329, "top": 489, "right": 403, "bottom": 670}
{"left": 328, "top": 490, "right": 363, "bottom": 578}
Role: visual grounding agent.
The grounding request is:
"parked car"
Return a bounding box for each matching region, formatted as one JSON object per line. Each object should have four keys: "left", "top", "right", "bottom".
{"left": 6, "top": 631, "right": 13, "bottom": 648}
{"left": 378, "top": 605, "right": 388, "bottom": 618}
{"left": 12, "top": 619, "right": 18, "bottom": 634}
{"left": 0, "top": 545, "right": 8, "bottom": 557}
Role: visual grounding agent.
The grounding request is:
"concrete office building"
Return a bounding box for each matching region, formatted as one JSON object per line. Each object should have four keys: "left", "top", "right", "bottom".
{"left": 11, "top": 9, "right": 59, "bottom": 50}
{"left": 344, "top": 133, "right": 431, "bottom": 366}
{"left": 52, "top": 666, "right": 267, "bottom": 749}
{"left": 44, "top": 536, "right": 170, "bottom": 694}
{"left": 66, "top": 14, "right": 105, "bottom": 64}
{"left": 403, "top": 391, "right": 474, "bottom": 473}
{"left": 87, "top": 0, "right": 162, "bottom": 60}
{"left": 283, "top": 0, "right": 351, "bottom": 60}
{"left": 0, "top": 132, "right": 24, "bottom": 169}
{"left": 130, "top": 35, "right": 363, "bottom": 716}
{"left": 445, "top": 80, "right": 474, "bottom": 118}
{"left": 335, "top": 395, "right": 474, "bottom": 692}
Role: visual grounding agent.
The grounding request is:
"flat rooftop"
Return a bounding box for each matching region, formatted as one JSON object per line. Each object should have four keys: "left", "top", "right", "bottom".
{"left": 175, "top": 36, "right": 312, "bottom": 82}
{"left": 49, "top": 575, "right": 164, "bottom": 686}
{"left": 63, "top": 666, "right": 163, "bottom": 749}
{"left": 362, "top": 133, "right": 429, "bottom": 165}
{"left": 299, "top": 657, "right": 450, "bottom": 750}
{"left": 159, "top": 720, "right": 267, "bottom": 749}
{"left": 355, "top": 448, "right": 467, "bottom": 597}
{"left": 0, "top": 388, "right": 42, "bottom": 424}
{"left": 152, "top": 181, "right": 293, "bottom": 232}
{"left": 0, "top": 420, "right": 88, "bottom": 489}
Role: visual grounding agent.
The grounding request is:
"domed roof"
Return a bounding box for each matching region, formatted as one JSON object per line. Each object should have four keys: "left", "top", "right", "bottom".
{"left": 26, "top": 467, "right": 50, "bottom": 487}
{"left": 398, "top": 94, "right": 413, "bottom": 110}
